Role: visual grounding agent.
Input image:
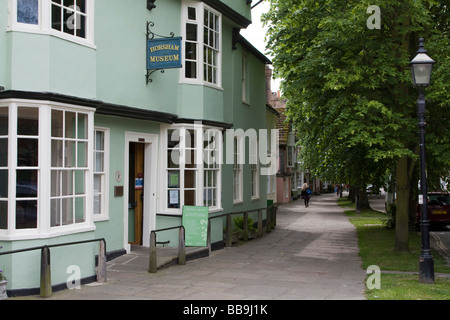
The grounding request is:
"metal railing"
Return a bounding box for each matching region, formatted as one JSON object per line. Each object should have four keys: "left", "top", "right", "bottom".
{"left": 149, "top": 204, "right": 277, "bottom": 273}
{"left": 148, "top": 226, "right": 185, "bottom": 273}
{"left": 0, "top": 238, "right": 107, "bottom": 298}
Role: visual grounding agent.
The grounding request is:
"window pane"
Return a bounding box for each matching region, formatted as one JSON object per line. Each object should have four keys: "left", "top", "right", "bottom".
{"left": 0, "top": 201, "right": 7, "bottom": 229}
{"left": 94, "top": 194, "right": 101, "bottom": 214}
{"left": 95, "top": 152, "right": 104, "bottom": 172}
{"left": 168, "top": 150, "right": 180, "bottom": 168}
{"left": 51, "top": 170, "right": 60, "bottom": 197}
{"left": 62, "top": 198, "right": 73, "bottom": 225}
{"left": 184, "top": 190, "right": 195, "bottom": 206}
{"left": 77, "top": 114, "right": 87, "bottom": 139}
{"left": 0, "top": 139, "right": 7, "bottom": 167}
{"left": 0, "top": 170, "right": 7, "bottom": 201}
{"left": 74, "top": 170, "right": 85, "bottom": 195}
{"left": 203, "top": 27, "right": 208, "bottom": 46}
{"left": 77, "top": 141, "right": 87, "bottom": 167}
{"left": 185, "top": 42, "right": 197, "bottom": 60}
{"left": 185, "top": 150, "right": 197, "bottom": 168}
{"left": 51, "top": 199, "right": 60, "bottom": 227}
{"left": 188, "top": 7, "right": 196, "bottom": 20}
{"left": 51, "top": 3, "right": 62, "bottom": 31}
{"left": 0, "top": 107, "right": 8, "bottom": 135}
{"left": 167, "top": 129, "right": 180, "bottom": 148}
{"left": 75, "top": 197, "right": 85, "bottom": 223}
{"left": 76, "top": 14, "right": 86, "bottom": 38}
{"left": 185, "top": 170, "right": 196, "bottom": 188}
{"left": 18, "top": 107, "right": 39, "bottom": 136}
{"left": 94, "top": 174, "right": 101, "bottom": 192}
{"left": 63, "top": 6, "right": 75, "bottom": 35}
{"left": 51, "top": 140, "right": 63, "bottom": 167}
{"left": 62, "top": 170, "right": 73, "bottom": 196}
{"left": 168, "top": 171, "right": 180, "bottom": 188}
{"left": 168, "top": 190, "right": 180, "bottom": 208}
{"left": 186, "top": 23, "right": 197, "bottom": 41}
{"left": 95, "top": 131, "right": 104, "bottom": 151}
{"left": 76, "top": 0, "right": 86, "bottom": 13}
{"left": 64, "top": 0, "right": 75, "bottom": 7}
{"left": 51, "top": 110, "right": 63, "bottom": 137}
{"left": 65, "top": 141, "right": 76, "bottom": 167}
{"left": 65, "top": 112, "right": 76, "bottom": 138}
{"left": 16, "top": 200, "right": 37, "bottom": 229}
{"left": 185, "top": 61, "right": 197, "bottom": 79}
{"left": 17, "top": 0, "right": 39, "bottom": 25}
{"left": 18, "top": 138, "right": 38, "bottom": 167}
{"left": 16, "top": 170, "right": 38, "bottom": 198}
{"left": 185, "top": 129, "right": 195, "bottom": 148}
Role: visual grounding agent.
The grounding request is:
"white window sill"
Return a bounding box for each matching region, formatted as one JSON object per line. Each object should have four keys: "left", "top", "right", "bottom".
{"left": 0, "top": 225, "right": 96, "bottom": 241}
{"left": 6, "top": 26, "right": 96, "bottom": 50}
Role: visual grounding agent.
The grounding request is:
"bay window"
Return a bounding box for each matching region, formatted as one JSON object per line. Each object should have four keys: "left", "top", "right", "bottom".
{"left": 162, "top": 124, "right": 222, "bottom": 213}
{"left": 182, "top": 1, "right": 221, "bottom": 87}
{"left": 0, "top": 100, "right": 94, "bottom": 240}
{"left": 9, "top": 0, "right": 95, "bottom": 46}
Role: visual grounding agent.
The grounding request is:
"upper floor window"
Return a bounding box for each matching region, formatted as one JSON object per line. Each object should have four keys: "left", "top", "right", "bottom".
{"left": 9, "top": 0, "right": 95, "bottom": 47}
{"left": 51, "top": 0, "right": 88, "bottom": 39}
{"left": 182, "top": 1, "right": 222, "bottom": 87}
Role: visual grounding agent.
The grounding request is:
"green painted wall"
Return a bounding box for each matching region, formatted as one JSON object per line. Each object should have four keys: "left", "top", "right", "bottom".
{"left": 0, "top": 0, "right": 271, "bottom": 292}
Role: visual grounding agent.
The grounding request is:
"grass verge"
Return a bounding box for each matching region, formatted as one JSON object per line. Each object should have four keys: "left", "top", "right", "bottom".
{"left": 338, "top": 197, "right": 450, "bottom": 300}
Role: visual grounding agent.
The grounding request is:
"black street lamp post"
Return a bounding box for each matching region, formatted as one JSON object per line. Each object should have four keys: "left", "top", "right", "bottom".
{"left": 410, "top": 38, "right": 435, "bottom": 284}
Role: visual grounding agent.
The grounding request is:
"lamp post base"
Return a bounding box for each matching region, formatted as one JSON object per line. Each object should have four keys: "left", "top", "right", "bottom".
{"left": 419, "top": 254, "right": 435, "bottom": 284}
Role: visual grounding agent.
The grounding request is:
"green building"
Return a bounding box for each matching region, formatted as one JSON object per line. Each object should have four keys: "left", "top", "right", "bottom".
{"left": 0, "top": 0, "right": 276, "bottom": 295}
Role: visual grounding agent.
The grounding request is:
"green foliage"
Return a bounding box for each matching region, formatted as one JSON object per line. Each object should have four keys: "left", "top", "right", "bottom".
{"left": 233, "top": 216, "right": 257, "bottom": 232}
{"left": 263, "top": 0, "right": 450, "bottom": 184}
{"left": 381, "top": 203, "right": 396, "bottom": 229}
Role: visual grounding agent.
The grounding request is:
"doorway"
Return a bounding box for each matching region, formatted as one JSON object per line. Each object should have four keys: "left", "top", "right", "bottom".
{"left": 124, "top": 132, "right": 158, "bottom": 251}
{"left": 128, "top": 142, "right": 145, "bottom": 245}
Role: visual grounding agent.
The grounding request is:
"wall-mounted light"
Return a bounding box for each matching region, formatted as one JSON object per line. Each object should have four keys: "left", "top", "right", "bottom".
{"left": 147, "top": 0, "right": 156, "bottom": 11}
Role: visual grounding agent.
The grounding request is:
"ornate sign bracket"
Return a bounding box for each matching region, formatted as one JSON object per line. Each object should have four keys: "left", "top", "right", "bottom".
{"left": 146, "top": 21, "right": 179, "bottom": 84}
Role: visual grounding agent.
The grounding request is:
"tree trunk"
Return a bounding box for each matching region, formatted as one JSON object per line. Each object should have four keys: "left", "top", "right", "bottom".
{"left": 359, "top": 188, "right": 370, "bottom": 210}
{"left": 395, "top": 156, "right": 410, "bottom": 252}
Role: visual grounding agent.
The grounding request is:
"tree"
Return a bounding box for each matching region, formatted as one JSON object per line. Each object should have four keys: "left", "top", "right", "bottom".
{"left": 264, "top": 0, "right": 450, "bottom": 251}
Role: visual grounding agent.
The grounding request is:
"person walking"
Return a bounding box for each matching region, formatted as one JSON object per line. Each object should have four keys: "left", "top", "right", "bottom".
{"left": 301, "top": 183, "right": 312, "bottom": 208}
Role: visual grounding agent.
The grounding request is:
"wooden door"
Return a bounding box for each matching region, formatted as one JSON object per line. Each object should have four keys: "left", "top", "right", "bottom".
{"left": 129, "top": 143, "right": 144, "bottom": 245}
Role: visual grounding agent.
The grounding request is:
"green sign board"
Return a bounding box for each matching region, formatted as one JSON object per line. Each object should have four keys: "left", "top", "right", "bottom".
{"left": 182, "top": 206, "right": 209, "bottom": 247}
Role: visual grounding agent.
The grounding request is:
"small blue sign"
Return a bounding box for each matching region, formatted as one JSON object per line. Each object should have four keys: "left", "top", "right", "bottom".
{"left": 147, "top": 37, "right": 182, "bottom": 70}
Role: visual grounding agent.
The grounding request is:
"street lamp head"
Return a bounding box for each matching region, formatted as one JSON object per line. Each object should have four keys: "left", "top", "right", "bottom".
{"left": 410, "top": 38, "right": 435, "bottom": 87}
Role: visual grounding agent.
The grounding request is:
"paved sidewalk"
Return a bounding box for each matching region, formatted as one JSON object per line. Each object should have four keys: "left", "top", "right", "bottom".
{"left": 27, "top": 193, "right": 366, "bottom": 300}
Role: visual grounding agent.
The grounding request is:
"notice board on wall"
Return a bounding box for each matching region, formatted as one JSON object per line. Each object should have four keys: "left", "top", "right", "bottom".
{"left": 182, "top": 206, "right": 209, "bottom": 247}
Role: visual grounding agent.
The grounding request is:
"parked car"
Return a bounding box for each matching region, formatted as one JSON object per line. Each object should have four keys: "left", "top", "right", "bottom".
{"left": 416, "top": 192, "right": 450, "bottom": 228}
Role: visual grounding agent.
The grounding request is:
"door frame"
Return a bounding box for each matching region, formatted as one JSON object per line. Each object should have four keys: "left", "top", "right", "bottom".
{"left": 124, "top": 132, "right": 158, "bottom": 251}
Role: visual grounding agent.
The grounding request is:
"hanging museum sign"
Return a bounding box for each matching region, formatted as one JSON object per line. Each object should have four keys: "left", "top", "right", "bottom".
{"left": 147, "top": 37, "right": 182, "bottom": 70}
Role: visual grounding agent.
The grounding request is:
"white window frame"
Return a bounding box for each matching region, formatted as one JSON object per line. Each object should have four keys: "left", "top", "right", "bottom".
{"left": 181, "top": 0, "right": 222, "bottom": 89}
{"left": 242, "top": 53, "right": 250, "bottom": 104}
{"left": 287, "top": 146, "right": 295, "bottom": 168}
{"left": 0, "top": 99, "right": 95, "bottom": 241}
{"left": 233, "top": 136, "right": 243, "bottom": 204}
{"left": 93, "top": 127, "right": 110, "bottom": 221}
{"left": 250, "top": 138, "right": 259, "bottom": 200}
{"left": 7, "top": 0, "right": 96, "bottom": 48}
{"left": 159, "top": 123, "right": 223, "bottom": 215}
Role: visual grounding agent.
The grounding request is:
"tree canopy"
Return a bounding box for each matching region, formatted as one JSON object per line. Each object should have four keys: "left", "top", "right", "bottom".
{"left": 264, "top": 0, "right": 450, "bottom": 250}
